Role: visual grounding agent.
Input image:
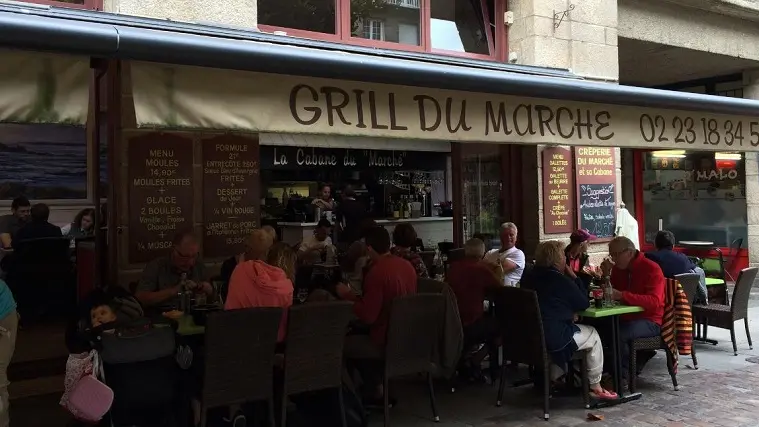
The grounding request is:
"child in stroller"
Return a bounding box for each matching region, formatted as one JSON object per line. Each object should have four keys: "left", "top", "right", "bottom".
{"left": 65, "top": 287, "right": 187, "bottom": 427}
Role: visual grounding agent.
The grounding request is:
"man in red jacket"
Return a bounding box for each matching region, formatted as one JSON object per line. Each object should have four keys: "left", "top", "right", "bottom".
{"left": 601, "top": 236, "right": 665, "bottom": 381}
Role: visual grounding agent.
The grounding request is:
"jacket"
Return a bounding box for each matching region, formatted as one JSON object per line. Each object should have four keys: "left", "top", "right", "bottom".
{"left": 645, "top": 248, "right": 696, "bottom": 279}
{"left": 417, "top": 279, "right": 464, "bottom": 379}
{"left": 225, "top": 260, "right": 294, "bottom": 342}
{"left": 610, "top": 252, "right": 666, "bottom": 325}
{"left": 520, "top": 266, "right": 589, "bottom": 367}
{"left": 661, "top": 278, "right": 693, "bottom": 374}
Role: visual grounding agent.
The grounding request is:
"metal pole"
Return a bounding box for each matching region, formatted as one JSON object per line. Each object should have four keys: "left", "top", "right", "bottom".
{"left": 91, "top": 58, "right": 106, "bottom": 288}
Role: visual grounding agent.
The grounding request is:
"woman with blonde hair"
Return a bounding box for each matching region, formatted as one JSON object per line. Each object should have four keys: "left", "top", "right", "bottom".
{"left": 521, "top": 240, "right": 617, "bottom": 399}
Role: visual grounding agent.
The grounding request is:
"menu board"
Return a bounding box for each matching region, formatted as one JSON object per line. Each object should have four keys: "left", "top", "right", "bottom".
{"left": 202, "top": 135, "right": 260, "bottom": 258}
{"left": 574, "top": 147, "right": 616, "bottom": 239}
{"left": 127, "top": 133, "right": 194, "bottom": 263}
{"left": 541, "top": 147, "right": 574, "bottom": 234}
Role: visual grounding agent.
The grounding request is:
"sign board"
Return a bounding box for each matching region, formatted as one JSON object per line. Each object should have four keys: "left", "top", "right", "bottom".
{"left": 131, "top": 61, "right": 759, "bottom": 152}
{"left": 202, "top": 135, "right": 260, "bottom": 258}
{"left": 541, "top": 147, "right": 574, "bottom": 234}
{"left": 259, "top": 146, "right": 447, "bottom": 170}
{"left": 574, "top": 147, "right": 616, "bottom": 239}
{"left": 127, "top": 133, "right": 194, "bottom": 263}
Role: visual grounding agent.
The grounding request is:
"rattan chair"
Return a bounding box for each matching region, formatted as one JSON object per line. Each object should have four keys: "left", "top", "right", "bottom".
{"left": 200, "top": 307, "right": 282, "bottom": 427}
{"left": 383, "top": 293, "right": 446, "bottom": 426}
{"left": 674, "top": 273, "right": 700, "bottom": 369}
{"left": 417, "top": 278, "right": 446, "bottom": 294}
{"left": 493, "top": 287, "right": 589, "bottom": 421}
{"left": 692, "top": 267, "right": 758, "bottom": 356}
{"left": 280, "top": 301, "right": 355, "bottom": 427}
{"left": 627, "top": 336, "right": 678, "bottom": 393}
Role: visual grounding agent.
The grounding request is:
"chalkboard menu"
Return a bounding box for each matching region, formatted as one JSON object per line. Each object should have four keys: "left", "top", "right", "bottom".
{"left": 574, "top": 147, "right": 616, "bottom": 239}
{"left": 578, "top": 183, "right": 615, "bottom": 238}
{"left": 541, "top": 147, "right": 574, "bottom": 234}
{"left": 202, "top": 135, "right": 260, "bottom": 258}
{"left": 127, "top": 133, "right": 195, "bottom": 263}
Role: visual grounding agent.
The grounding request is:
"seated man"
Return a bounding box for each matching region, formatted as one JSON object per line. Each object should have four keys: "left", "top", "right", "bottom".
{"left": 522, "top": 241, "right": 616, "bottom": 399}
{"left": 136, "top": 230, "right": 213, "bottom": 308}
{"left": 448, "top": 238, "right": 501, "bottom": 380}
{"left": 298, "top": 219, "right": 335, "bottom": 264}
{"left": 0, "top": 196, "right": 31, "bottom": 249}
{"left": 484, "top": 222, "right": 526, "bottom": 286}
{"left": 336, "top": 226, "right": 417, "bottom": 404}
{"left": 13, "top": 203, "right": 62, "bottom": 243}
{"left": 601, "top": 236, "right": 665, "bottom": 380}
{"left": 645, "top": 230, "right": 707, "bottom": 304}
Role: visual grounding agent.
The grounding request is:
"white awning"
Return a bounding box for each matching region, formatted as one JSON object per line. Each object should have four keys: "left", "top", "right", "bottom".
{"left": 0, "top": 49, "right": 89, "bottom": 125}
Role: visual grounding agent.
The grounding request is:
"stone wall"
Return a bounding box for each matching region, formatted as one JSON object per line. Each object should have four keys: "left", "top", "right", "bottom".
{"left": 743, "top": 70, "right": 759, "bottom": 267}
{"left": 103, "top": 0, "right": 258, "bottom": 28}
{"left": 508, "top": 0, "right": 618, "bottom": 81}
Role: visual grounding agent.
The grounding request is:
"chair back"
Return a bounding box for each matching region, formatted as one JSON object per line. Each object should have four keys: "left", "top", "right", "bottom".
{"left": 417, "top": 278, "right": 445, "bottom": 294}
{"left": 730, "top": 267, "right": 759, "bottom": 318}
{"left": 283, "top": 301, "right": 354, "bottom": 396}
{"left": 674, "top": 273, "right": 700, "bottom": 306}
{"left": 493, "top": 286, "right": 546, "bottom": 365}
{"left": 701, "top": 253, "right": 725, "bottom": 279}
{"left": 730, "top": 238, "right": 744, "bottom": 257}
{"left": 202, "top": 307, "right": 282, "bottom": 408}
{"left": 385, "top": 294, "right": 445, "bottom": 377}
{"left": 10, "top": 236, "right": 72, "bottom": 274}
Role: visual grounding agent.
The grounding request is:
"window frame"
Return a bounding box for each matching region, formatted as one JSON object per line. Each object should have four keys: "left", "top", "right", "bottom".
{"left": 258, "top": 0, "right": 502, "bottom": 60}
{"left": 14, "top": 0, "right": 101, "bottom": 10}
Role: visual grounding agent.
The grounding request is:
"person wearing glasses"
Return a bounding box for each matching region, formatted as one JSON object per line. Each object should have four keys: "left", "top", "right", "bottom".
{"left": 600, "top": 236, "right": 665, "bottom": 382}
{"left": 135, "top": 230, "right": 213, "bottom": 308}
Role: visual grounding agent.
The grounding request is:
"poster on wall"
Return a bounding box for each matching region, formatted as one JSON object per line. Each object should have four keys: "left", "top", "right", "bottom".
{"left": 574, "top": 147, "right": 616, "bottom": 239}
{"left": 0, "top": 123, "right": 90, "bottom": 200}
{"left": 541, "top": 147, "right": 574, "bottom": 234}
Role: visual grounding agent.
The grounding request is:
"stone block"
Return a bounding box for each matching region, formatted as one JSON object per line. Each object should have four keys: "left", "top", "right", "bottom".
{"left": 569, "top": 0, "right": 617, "bottom": 27}
{"left": 526, "top": 36, "right": 571, "bottom": 70}
{"left": 570, "top": 21, "right": 606, "bottom": 44}
{"left": 605, "top": 26, "right": 618, "bottom": 46}
{"left": 111, "top": 0, "right": 257, "bottom": 28}
{"left": 570, "top": 41, "right": 619, "bottom": 80}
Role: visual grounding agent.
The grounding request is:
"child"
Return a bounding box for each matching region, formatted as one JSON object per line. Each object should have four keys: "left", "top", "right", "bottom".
{"left": 90, "top": 303, "right": 118, "bottom": 331}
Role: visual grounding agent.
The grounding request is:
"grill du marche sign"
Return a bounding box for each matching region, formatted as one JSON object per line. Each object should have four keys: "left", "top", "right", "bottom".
{"left": 131, "top": 63, "right": 759, "bottom": 152}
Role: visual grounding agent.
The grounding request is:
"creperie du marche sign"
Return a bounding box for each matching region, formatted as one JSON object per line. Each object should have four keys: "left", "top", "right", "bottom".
{"left": 286, "top": 83, "right": 759, "bottom": 151}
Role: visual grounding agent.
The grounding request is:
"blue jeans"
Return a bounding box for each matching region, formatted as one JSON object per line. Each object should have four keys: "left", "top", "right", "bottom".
{"left": 619, "top": 319, "right": 660, "bottom": 378}
{"left": 692, "top": 266, "right": 708, "bottom": 304}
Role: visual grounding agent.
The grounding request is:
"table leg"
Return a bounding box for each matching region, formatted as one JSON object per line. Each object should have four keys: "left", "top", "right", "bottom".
{"left": 592, "top": 316, "right": 641, "bottom": 408}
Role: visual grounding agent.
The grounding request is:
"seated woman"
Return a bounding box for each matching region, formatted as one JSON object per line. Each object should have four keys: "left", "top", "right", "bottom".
{"left": 61, "top": 208, "right": 96, "bottom": 239}
{"left": 521, "top": 240, "right": 617, "bottom": 399}
{"left": 565, "top": 229, "right": 599, "bottom": 291}
{"left": 390, "top": 223, "right": 429, "bottom": 278}
{"left": 225, "top": 229, "right": 292, "bottom": 343}
{"left": 220, "top": 226, "right": 280, "bottom": 302}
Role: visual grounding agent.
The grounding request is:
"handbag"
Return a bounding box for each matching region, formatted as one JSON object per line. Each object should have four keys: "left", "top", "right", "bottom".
{"left": 62, "top": 351, "right": 114, "bottom": 424}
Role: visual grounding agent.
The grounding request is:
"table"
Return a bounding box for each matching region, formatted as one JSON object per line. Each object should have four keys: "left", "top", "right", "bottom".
{"left": 579, "top": 305, "right": 644, "bottom": 407}
{"left": 176, "top": 315, "right": 205, "bottom": 336}
{"left": 705, "top": 277, "right": 725, "bottom": 286}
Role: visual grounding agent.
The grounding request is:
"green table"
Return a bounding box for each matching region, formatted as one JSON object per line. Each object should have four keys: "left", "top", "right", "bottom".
{"left": 705, "top": 277, "right": 725, "bottom": 287}
{"left": 579, "top": 304, "right": 644, "bottom": 407}
{"left": 176, "top": 315, "right": 205, "bottom": 336}
{"left": 579, "top": 305, "right": 644, "bottom": 318}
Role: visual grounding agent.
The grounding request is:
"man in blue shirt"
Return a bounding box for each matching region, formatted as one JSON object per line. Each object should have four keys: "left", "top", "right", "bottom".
{"left": 645, "top": 230, "right": 707, "bottom": 304}
{"left": 0, "top": 279, "right": 17, "bottom": 427}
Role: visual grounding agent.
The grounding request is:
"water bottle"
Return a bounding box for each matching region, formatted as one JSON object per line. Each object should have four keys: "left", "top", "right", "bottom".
{"left": 603, "top": 277, "right": 614, "bottom": 307}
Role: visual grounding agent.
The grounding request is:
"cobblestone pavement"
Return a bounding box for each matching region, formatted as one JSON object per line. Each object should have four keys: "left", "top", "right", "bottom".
{"left": 381, "top": 306, "right": 759, "bottom": 427}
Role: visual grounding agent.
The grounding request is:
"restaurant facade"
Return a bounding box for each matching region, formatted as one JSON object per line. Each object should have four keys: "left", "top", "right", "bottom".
{"left": 2, "top": 1, "right": 759, "bottom": 285}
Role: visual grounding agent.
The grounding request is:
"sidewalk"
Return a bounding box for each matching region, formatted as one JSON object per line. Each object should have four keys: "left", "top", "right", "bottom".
{"left": 380, "top": 305, "right": 759, "bottom": 427}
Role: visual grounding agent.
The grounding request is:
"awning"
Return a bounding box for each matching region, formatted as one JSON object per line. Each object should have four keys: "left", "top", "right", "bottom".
{"left": 0, "top": 49, "right": 90, "bottom": 124}
{"left": 1, "top": 6, "right": 759, "bottom": 117}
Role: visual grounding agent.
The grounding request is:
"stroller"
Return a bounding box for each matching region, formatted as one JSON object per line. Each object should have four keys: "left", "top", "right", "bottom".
{"left": 65, "top": 288, "right": 187, "bottom": 427}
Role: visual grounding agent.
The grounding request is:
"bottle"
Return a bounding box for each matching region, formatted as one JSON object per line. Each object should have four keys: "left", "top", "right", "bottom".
{"left": 603, "top": 276, "right": 614, "bottom": 307}
{"left": 403, "top": 196, "right": 411, "bottom": 219}
{"left": 178, "top": 273, "right": 189, "bottom": 312}
{"left": 392, "top": 197, "right": 400, "bottom": 219}
{"left": 386, "top": 196, "right": 394, "bottom": 217}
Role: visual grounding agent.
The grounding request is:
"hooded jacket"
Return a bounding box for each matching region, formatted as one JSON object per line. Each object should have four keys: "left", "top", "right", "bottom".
{"left": 225, "top": 260, "right": 294, "bottom": 342}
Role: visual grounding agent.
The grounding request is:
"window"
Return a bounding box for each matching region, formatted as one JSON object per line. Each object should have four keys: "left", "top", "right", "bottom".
{"left": 352, "top": 0, "right": 420, "bottom": 45}
{"left": 363, "top": 19, "right": 385, "bottom": 41}
{"left": 258, "top": 0, "right": 499, "bottom": 59}
{"left": 462, "top": 143, "right": 501, "bottom": 244}
{"left": 0, "top": 123, "right": 88, "bottom": 200}
{"left": 258, "top": 0, "right": 337, "bottom": 35}
{"left": 641, "top": 150, "right": 746, "bottom": 247}
{"left": 431, "top": 0, "right": 491, "bottom": 55}
{"left": 15, "top": 0, "right": 100, "bottom": 9}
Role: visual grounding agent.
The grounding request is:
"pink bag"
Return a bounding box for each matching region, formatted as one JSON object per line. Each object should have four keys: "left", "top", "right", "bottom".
{"left": 61, "top": 351, "right": 114, "bottom": 423}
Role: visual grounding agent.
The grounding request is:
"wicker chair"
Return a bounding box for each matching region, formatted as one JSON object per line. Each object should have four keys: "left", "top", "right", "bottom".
{"left": 418, "top": 278, "right": 446, "bottom": 294}
{"left": 383, "top": 293, "right": 446, "bottom": 426}
{"left": 628, "top": 336, "right": 678, "bottom": 393}
{"left": 674, "top": 273, "right": 700, "bottom": 369}
{"left": 200, "top": 307, "right": 282, "bottom": 427}
{"left": 493, "top": 287, "right": 589, "bottom": 421}
{"left": 692, "top": 267, "right": 758, "bottom": 356}
{"left": 280, "top": 301, "right": 355, "bottom": 427}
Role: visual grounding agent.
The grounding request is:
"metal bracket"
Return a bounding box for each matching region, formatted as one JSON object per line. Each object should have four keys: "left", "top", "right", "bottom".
{"left": 553, "top": 4, "right": 575, "bottom": 29}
